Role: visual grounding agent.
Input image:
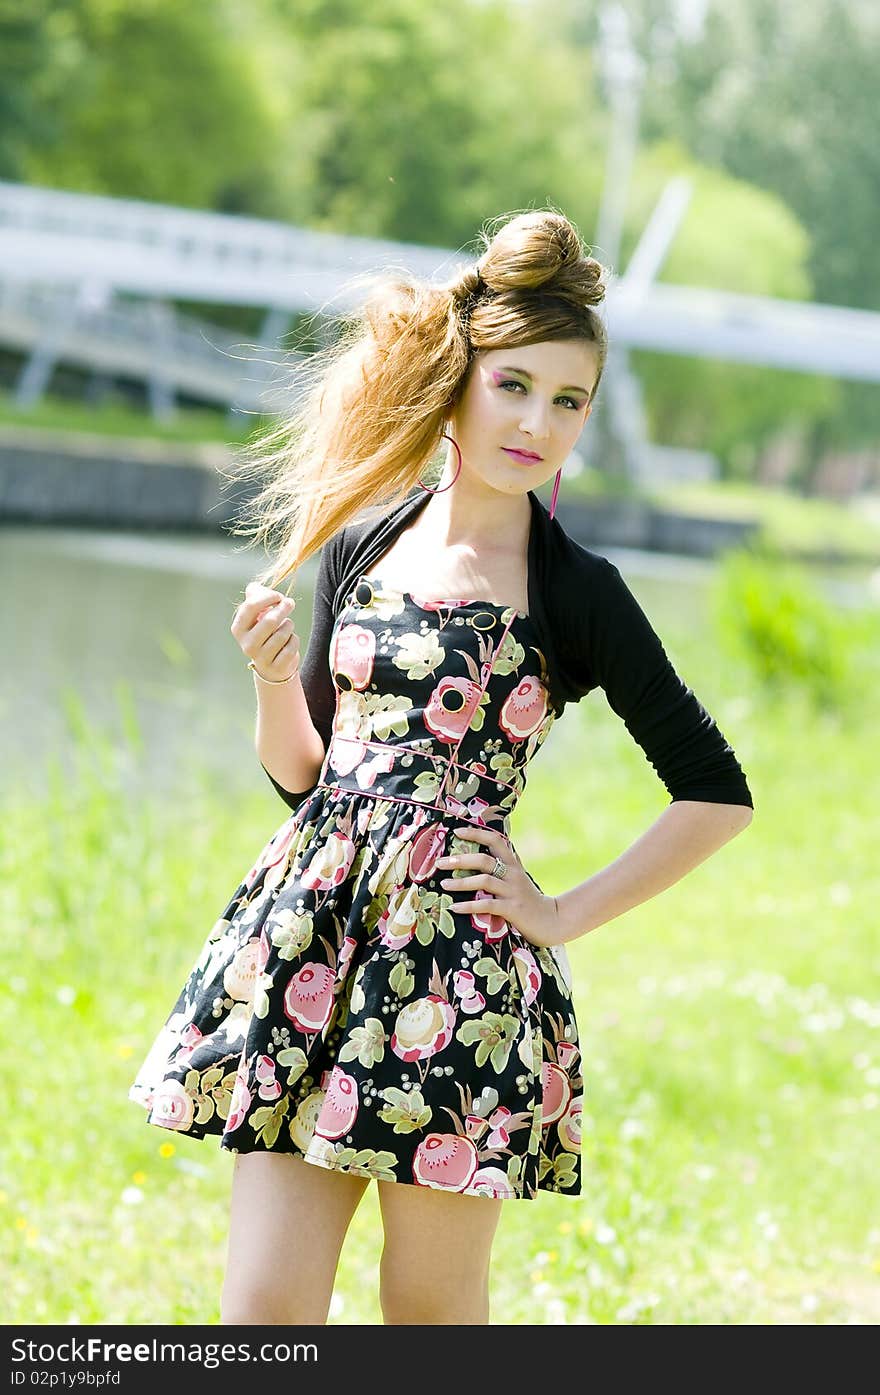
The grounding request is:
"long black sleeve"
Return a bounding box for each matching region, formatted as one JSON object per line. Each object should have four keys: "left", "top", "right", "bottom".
{"left": 586, "top": 557, "right": 754, "bottom": 807}
{"left": 260, "top": 533, "right": 343, "bottom": 811}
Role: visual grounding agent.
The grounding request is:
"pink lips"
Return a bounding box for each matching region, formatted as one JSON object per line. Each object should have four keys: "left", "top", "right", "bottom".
{"left": 501, "top": 448, "right": 543, "bottom": 464}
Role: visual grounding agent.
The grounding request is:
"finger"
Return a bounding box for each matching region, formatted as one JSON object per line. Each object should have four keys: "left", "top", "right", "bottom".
{"left": 451, "top": 825, "right": 494, "bottom": 845}
{"left": 442, "top": 870, "right": 511, "bottom": 890}
{"left": 447, "top": 896, "right": 506, "bottom": 914}
{"left": 260, "top": 628, "right": 297, "bottom": 664}
{"left": 256, "top": 599, "right": 295, "bottom": 635}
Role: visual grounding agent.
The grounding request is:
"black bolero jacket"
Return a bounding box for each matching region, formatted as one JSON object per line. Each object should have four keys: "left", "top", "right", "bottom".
{"left": 261, "top": 486, "right": 754, "bottom": 813}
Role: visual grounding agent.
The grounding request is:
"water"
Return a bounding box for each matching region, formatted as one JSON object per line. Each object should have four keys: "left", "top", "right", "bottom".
{"left": 2, "top": 523, "right": 871, "bottom": 805}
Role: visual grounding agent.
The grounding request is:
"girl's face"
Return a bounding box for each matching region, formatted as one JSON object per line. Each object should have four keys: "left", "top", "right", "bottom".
{"left": 448, "top": 339, "right": 598, "bottom": 497}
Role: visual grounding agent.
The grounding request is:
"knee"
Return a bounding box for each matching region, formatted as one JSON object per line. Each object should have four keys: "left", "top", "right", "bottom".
{"left": 220, "top": 1280, "right": 327, "bottom": 1327}
{"left": 379, "top": 1266, "right": 490, "bottom": 1326}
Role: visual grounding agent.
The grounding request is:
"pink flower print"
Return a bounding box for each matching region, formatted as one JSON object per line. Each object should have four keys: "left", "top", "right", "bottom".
{"left": 378, "top": 883, "right": 420, "bottom": 951}
{"left": 398, "top": 806, "right": 430, "bottom": 843}
{"left": 356, "top": 746, "right": 395, "bottom": 790}
{"left": 557, "top": 1094, "right": 582, "bottom": 1153}
{"left": 499, "top": 675, "right": 548, "bottom": 741}
{"left": 330, "top": 622, "right": 375, "bottom": 691}
{"left": 173, "top": 1022, "right": 204, "bottom": 1070}
{"left": 412, "top": 1133, "right": 479, "bottom": 1191}
{"left": 424, "top": 676, "right": 483, "bottom": 742}
{"left": 540, "top": 1061, "right": 573, "bottom": 1127}
{"left": 257, "top": 928, "right": 271, "bottom": 974}
{"left": 485, "top": 1105, "right": 512, "bottom": 1149}
{"left": 225, "top": 1065, "right": 252, "bottom": 1132}
{"left": 328, "top": 734, "right": 366, "bottom": 777}
{"left": 223, "top": 938, "right": 262, "bottom": 1002}
{"left": 283, "top": 962, "right": 336, "bottom": 1034}
{"left": 468, "top": 1166, "right": 518, "bottom": 1199}
{"left": 301, "top": 830, "right": 356, "bottom": 890}
{"left": 151, "top": 1079, "right": 195, "bottom": 1131}
{"left": 407, "top": 821, "right": 446, "bottom": 883}
{"left": 337, "top": 935, "right": 358, "bottom": 979}
{"left": 452, "top": 970, "right": 486, "bottom": 1015}
{"left": 557, "top": 1040, "right": 579, "bottom": 1071}
{"left": 464, "top": 1113, "right": 488, "bottom": 1140}
{"left": 470, "top": 890, "right": 510, "bottom": 943}
{"left": 255, "top": 1054, "right": 282, "bottom": 1102}
{"left": 314, "top": 1066, "right": 359, "bottom": 1140}
{"left": 390, "top": 995, "right": 456, "bottom": 1062}
{"left": 510, "top": 946, "right": 542, "bottom": 1007}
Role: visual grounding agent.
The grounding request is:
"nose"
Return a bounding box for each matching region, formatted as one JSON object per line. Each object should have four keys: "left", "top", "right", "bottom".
{"left": 518, "top": 398, "right": 552, "bottom": 441}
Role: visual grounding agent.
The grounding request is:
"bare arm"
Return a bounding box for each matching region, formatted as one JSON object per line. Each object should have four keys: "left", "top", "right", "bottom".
{"left": 555, "top": 800, "right": 754, "bottom": 943}
{"left": 231, "top": 582, "right": 325, "bottom": 799}
{"left": 254, "top": 670, "right": 325, "bottom": 798}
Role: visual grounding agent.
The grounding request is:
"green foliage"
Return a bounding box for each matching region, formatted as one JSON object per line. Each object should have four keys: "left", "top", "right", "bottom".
{"left": 710, "top": 543, "right": 877, "bottom": 712}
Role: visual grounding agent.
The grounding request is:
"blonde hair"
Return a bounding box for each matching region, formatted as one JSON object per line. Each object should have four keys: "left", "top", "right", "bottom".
{"left": 225, "top": 209, "right": 608, "bottom": 590}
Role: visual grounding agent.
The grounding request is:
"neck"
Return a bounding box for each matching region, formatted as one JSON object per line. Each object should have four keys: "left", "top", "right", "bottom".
{"left": 415, "top": 454, "right": 533, "bottom": 555}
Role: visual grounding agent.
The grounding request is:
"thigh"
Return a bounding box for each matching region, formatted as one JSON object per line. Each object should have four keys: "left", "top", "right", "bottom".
{"left": 376, "top": 1181, "right": 504, "bottom": 1325}
{"left": 221, "top": 1153, "right": 370, "bottom": 1325}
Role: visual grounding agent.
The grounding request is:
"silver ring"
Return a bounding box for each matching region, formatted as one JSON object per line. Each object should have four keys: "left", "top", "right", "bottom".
{"left": 492, "top": 855, "right": 508, "bottom": 879}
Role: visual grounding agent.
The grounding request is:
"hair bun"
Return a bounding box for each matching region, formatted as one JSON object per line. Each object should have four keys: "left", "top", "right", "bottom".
{"left": 477, "top": 211, "right": 606, "bottom": 308}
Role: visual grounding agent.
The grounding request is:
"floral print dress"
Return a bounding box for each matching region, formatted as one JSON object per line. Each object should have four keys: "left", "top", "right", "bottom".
{"left": 129, "top": 572, "right": 584, "bottom": 1201}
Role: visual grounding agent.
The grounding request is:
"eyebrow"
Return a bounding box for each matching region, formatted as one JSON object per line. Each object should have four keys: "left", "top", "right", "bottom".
{"left": 497, "top": 365, "right": 591, "bottom": 395}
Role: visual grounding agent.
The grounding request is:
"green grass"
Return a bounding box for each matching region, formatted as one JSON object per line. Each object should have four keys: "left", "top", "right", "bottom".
{"left": 3, "top": 602, "right": 879, "bottom": 1325}
{"left": 0, "top": 389, "right": 266, "bottom": 446}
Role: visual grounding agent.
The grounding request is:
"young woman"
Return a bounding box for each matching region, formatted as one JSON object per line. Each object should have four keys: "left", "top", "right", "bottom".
{"left": 129, "top": 210, "right": 754, "bottom": 1325}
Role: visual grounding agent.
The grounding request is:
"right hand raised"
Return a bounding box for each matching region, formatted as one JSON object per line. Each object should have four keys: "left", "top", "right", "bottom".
{"left": 231, "top": 581, "right": 301, "bottom": 683}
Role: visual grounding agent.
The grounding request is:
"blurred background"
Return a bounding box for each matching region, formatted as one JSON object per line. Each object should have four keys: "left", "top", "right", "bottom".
{"left": 2, "top": 0, "right": 879, "bottom": 1326}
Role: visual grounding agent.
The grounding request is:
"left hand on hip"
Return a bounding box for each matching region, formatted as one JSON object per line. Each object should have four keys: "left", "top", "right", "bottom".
{"left": 435, "top": 825, "right": 566, "bottom": 950}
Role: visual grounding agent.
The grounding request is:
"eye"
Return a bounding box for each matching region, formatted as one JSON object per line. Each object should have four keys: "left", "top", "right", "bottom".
{"left": 498, "top": 380, "right": 582, "bottom": 411}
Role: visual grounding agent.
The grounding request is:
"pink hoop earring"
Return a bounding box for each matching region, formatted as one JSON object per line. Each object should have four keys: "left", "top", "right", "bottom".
{"left": 417, "top": 432, "right": 462, "bottom": 494}
{"left": 549, "top": 466, "right": 563, "bottom": 520}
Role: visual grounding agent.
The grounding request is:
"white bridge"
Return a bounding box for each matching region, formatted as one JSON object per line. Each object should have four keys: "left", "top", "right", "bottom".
{"left": 2, "top": 178, "right": 878, "bottom": 463}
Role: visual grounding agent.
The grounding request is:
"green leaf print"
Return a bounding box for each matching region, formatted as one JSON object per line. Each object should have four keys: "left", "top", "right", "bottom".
{"left": 347, "top": 845, "right": 372, "bottom": 899}
{"left": 489, "top": 750, "right": 516, "bottom": 783}
{"left": 250, "top": 1098, "right": 289, "bottom": 1148}
{"left": 473, "top": 956, "right": 509, "bottom": 998}
{"left": 275, "top": 1045, "right": 309, "bottom": 1086}
{"left": 376, "top": 1085, "right": 432, "bottom": 1134}
{"left": 456, "top": 1012, "right": 521, "bottom": 1071}
{"left": 333, "top": 1146, "right": 398, "bottom": 1181}
{"left": 490, "top": 631, "right": 525, "bottom": 676}
{"left": 438, "top": 904, "right": 457, "bottom": 938}
{"left": 469, "top": 689, "right": 491, "bottom": 733}
{"left": 409, "top": 769, "right": 442, "bottom": 804}
{"left": 388, "top": 959, "right": 415, "bottom": 999}
{"left": 337, "top": 1017, "right": 387, "bottom": 1068}
{"left": 552, "top": 1154, "right": 579, "bottom": 1190}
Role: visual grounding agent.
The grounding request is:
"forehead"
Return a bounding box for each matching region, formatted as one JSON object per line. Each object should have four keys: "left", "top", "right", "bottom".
{"left": 478, "top": 339, "right": 599, "bottom": 386}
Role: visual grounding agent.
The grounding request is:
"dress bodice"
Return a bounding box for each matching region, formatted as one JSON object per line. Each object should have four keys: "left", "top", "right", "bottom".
{"left": 319, "top": 572, "right": 558, "bottom": 830}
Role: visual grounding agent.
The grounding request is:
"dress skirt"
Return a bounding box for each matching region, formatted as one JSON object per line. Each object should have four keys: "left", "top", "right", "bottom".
{"left": 129, "top": 574, "right": 584, "bottom": 1201}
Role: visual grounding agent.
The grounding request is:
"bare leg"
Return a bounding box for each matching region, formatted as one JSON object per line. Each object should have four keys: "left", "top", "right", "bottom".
{"left": 220, "top": 1153, "right": 370, "bottom": 1325}
{"left": 376, "top": 1180, "right": 504, "bottom": 1325}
